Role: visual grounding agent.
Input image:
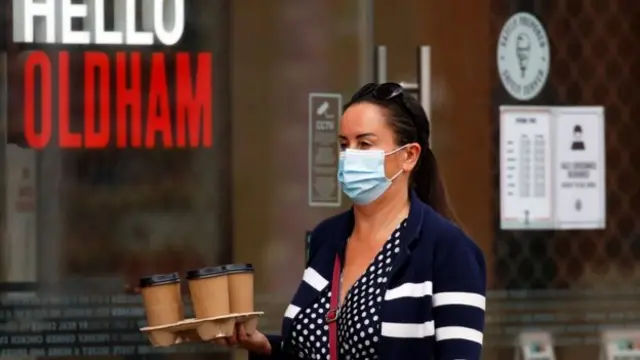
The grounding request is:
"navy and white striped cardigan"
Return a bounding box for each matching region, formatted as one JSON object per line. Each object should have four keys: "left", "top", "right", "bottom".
{"left": 251, "top": 191, "right": 486, "bottom": 359}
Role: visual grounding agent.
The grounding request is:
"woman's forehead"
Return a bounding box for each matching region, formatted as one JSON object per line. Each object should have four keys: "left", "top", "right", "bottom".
{"left": 340, "top": 103, "right": 391, "bottom": 136}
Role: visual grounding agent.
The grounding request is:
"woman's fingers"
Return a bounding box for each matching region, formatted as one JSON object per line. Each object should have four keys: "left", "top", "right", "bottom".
{"left": 211, "top": 324, "right": 263, "bottom": 352}
{"left": 226, "top": 328, "right": 238, "bottom": 346}
{"left": 236, "top": 323, "right": 248, "bottom": 343}
{"left": 211, "top": 326, "right": 238, "bottom": 347}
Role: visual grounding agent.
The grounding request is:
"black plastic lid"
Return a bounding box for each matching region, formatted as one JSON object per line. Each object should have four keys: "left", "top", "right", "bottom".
{"left": 186, "top": 265, "right": 227, "bottom": 280}
{"left": 139, "top": 272, "right": 180, "bottom": 288}
{"left": 224, "top": 263, "right": 254, "bottom": 274}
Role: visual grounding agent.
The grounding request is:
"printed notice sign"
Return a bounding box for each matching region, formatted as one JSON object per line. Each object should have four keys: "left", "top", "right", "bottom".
{"left": 500, "top": 107, "right": 554, "bottom": 229}
{"left": 554, "top": 106, "right": 605, "bottom": 229}
{"left": 601, "top": 329, "right": 640, "bottom": 360}
{"left": 516, "top": 332, "right": 555, "bottom": 360}
{"left": 500, "top": 106, "right": 606, "bottom": 230}
{"left": 308, "top": 93, "right": 342, "bottom": 207}
{"left": 5, "top": 145, "right": 38, "bottom": 283}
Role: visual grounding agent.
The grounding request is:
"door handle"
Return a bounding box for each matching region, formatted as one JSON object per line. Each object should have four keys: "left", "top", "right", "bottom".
{"left": 374, "top": 45, "right": 432, "bottom": 144}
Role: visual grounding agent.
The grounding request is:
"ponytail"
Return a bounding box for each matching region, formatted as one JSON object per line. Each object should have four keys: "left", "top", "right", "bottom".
{"left": 404, "top": 96, "right": 459, "bottom": 223}
{"left": 411, "top": 147, "right": 459, "bottom": 223}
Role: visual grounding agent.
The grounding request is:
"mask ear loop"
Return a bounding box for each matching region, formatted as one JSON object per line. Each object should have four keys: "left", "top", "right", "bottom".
{"left": 389, "top": 169, "right": 404, "bottom": 182}
{"left": 385, "top": 144, "right": 413, "bottom": 182}
{"left": 384, "top": 144, "right": 410, "bottom": 156}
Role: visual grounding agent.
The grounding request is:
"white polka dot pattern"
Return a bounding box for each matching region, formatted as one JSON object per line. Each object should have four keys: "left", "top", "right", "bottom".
{"left": 289, "top": 219, "right": 407, "bottom": 360}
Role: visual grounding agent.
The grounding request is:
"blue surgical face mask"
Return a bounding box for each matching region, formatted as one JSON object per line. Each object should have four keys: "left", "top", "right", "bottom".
{"left": 337, "top": 146, "right": 407, "bottom": 205}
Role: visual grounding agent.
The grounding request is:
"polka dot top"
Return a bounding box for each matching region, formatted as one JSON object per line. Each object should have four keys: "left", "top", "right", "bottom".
{"left": 289, "top": 219, "right": 407, "bottom": 360}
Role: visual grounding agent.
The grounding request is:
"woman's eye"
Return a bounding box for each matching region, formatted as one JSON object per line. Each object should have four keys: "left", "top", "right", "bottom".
{"left": 359, "top": 142, "right": 372, "bottom": 149}
{"left": 339, "top": 143, "right": 348, "bottom": 150}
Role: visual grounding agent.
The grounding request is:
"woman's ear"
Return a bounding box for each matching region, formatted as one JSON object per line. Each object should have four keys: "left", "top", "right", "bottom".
{"left": 403, "top": 143, "right": 421, "bottom": 172}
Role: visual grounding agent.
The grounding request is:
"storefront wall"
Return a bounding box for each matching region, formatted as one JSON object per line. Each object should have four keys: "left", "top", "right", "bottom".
{"left": 1, "top": 1, "right": 639, "bottom": 360}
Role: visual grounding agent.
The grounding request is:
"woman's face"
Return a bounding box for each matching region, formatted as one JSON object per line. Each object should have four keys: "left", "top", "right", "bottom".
{"left": 339, "top": 102, "right": 419, "bottom": 178}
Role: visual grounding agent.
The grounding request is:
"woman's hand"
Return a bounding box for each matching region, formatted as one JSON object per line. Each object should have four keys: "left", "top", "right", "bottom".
{"left": 212, "top": 323, "right": 271, "bottom": 355}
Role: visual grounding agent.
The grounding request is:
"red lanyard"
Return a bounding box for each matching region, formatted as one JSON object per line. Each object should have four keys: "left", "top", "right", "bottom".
{"left": 325, "top": 255, "right": 341, "bottom": 360}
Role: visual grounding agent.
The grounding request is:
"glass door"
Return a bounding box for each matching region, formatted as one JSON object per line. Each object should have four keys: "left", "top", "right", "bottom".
{"left": 230, "top": 0, "right": 373, "bottom": 333}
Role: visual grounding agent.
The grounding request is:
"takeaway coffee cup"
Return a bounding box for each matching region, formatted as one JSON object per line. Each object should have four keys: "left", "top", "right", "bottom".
{"left": 186, "top": 266, "right": 230, "bottom": 319}
{"left": 225, "top": 264, "right": 254, "bottom": 314}
{"left": 139, "top": 272, "right": 184, "bottom": 327}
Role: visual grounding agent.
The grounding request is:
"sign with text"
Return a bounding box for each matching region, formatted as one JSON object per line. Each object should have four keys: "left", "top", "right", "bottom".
{"left": 308, "top": 93, "right": 341, "bottom": 207}
{"left": 0, "top": 292, "right": 221, "bottom": 357}
{"left": 500, "top": 106, "right": 605, "bottom": 230}
{"left": 553, "top": 107, "right": 606, "bottom": 229}
{"left": 500, "top": 107, "right": 553, "bottom": 229}
{"left": 11, "top": 0, "right": 212, "bottom": 149}
{"left": 497, "top": 12, "right": 550, "bottom": 101}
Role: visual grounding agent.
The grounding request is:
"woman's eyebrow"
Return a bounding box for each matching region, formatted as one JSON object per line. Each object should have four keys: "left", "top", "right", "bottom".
{"left": 356, "top": 133, "right": 377, "bottom": 139}
{"left": 338, "top": 133, "right": 377, "bottom": 140}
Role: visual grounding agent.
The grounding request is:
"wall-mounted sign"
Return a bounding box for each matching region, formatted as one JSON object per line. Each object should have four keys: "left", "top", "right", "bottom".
{"left": 308, "top": 93, "right": 342, "bottom": 207}
{"left": 4, "top": 145, "right": 38, "bottom": 283}
{"left": 601, "top": 329, "right": 640, "bottom": 360}
{"left": 497, "top": 12, "right": 550, "bottom": 101}
{"left": 515, "top": 331, "right": 555, "bottom": 360}
{"left": 500, "top": 106, "right": 605, "bottom": 230}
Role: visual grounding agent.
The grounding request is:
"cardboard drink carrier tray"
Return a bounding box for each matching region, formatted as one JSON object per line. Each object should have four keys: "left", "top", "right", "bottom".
{"left": 140, "top": 311, "right": 264, "bottom": 347}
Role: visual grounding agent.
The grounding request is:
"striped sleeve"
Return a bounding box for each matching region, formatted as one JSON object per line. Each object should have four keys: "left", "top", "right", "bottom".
{"left": 433, "top": 236, "right": 486, "bottom": 360}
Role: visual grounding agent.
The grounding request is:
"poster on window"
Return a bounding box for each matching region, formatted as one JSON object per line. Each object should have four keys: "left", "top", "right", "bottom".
{"left": 500, "top": 106, "right": 605, "bottom": 230}
{"left": 553, "top": 106, "right": 606, "bottom": 229}
{"left": 500, "top": 107, "right": 553, "bottom": 229}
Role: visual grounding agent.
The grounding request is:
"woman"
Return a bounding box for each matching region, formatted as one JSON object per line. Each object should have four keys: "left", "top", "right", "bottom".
{"left": 220, "top": 83, "right": 486, "bottom": 359}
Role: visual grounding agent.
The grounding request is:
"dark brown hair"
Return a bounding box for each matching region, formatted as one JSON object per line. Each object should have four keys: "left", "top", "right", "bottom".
{"left": 345, "top": 91, "right": 459, "bottom": 223}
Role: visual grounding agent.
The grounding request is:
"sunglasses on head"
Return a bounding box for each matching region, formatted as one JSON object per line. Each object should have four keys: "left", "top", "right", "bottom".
{"left": 350, "top": 82, "right": 415, "bottom": 121}
{"left": 351, "top": 82, "right": 404, "bottom": 102}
